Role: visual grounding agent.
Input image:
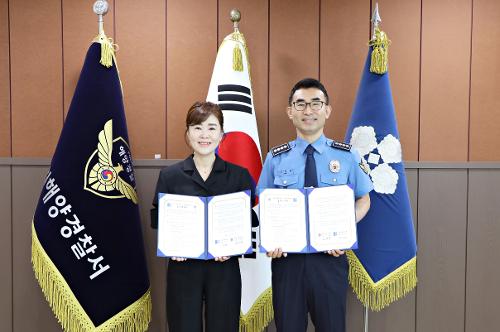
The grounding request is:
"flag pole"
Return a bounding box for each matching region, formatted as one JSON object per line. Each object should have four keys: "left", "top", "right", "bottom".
{"left": 93, "top": 0, "right": 109, "bottom": 35}
{"left": 362, "top": 5, "right": 381, "bottom": 332}
{"left": 364, "top": 306, "right": 369, "bottom": 332}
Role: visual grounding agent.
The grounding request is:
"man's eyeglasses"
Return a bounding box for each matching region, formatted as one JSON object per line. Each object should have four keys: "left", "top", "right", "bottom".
{"left": 292, "top": 101, "right": 325, "bottom": 112}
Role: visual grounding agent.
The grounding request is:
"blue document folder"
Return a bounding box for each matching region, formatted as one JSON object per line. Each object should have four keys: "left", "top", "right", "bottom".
{"left": 157, "top": 190, "right": 252, "bottom": 259}
{"left": 258, "top": 185, "right": 358, "bottom": 254}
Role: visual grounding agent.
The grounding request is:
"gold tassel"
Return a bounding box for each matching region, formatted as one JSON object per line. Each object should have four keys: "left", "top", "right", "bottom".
{"left": 369, "top": 27, "right": 390, "bottom": 74}
{"left": 32, "top": 222, "right": 152, "bottom": 331}
{"left": 347, "top": 250, "right": 417, "bottom": 311}
{"left": 99, "top": 40, "right": 114, "bottom": 68}
{"left": 93, "top": 32, "right": 116, "bottom": 68}
{"left": 233, "top": 44, "right": 244, "bottom": 72}
{"left": 239, "top": 287, "right": 274, "bottom": 332}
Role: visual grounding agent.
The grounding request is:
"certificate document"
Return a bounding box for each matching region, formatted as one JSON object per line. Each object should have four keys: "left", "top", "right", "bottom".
{"left": 308, "top": 186, "right": 357, "bottom": 251}
{"left": 259, "top": 185, "right": 357, "bottom": 253}
{"left": 157, "top": 190, "right": 252, "bottom": 259}
{"left": 259, "top": 189, "right": 307, "bottom": 253}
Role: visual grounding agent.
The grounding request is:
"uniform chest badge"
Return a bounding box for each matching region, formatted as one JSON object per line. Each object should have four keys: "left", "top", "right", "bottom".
{"left": 329, "top": 160, "right": 340, "bottom": 173}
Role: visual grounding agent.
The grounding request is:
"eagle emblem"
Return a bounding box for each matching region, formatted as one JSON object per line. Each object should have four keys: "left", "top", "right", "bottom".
{"left": 84, "top": 120, "right": 138, "bottom": 204}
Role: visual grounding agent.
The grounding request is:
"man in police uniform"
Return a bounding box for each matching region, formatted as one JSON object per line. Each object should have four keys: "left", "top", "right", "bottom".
{"left": 257, "top": 78, "right": 373, "bottom": 332}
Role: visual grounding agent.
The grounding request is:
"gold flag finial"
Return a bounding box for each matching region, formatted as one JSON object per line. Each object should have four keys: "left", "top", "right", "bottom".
{"left": 369, "top": 3, "right": 390, "bottom": 74}
{"left": 230, "top": 9, "right": 244, "bottom": 72}
{"left": 230, "top": 9, "right": 241, "bottom": 32}
{"left": 93, "top": 1, "right": 115, "bottom": 68}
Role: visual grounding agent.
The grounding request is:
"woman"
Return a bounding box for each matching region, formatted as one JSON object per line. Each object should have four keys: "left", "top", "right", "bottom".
{"left": 151, "top": 101, "right": 256, "bottom": 332}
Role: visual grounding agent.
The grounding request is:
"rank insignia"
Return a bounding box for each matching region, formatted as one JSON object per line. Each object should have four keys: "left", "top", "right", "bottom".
{"left": 331, "top": 140, "right": 351, "bottom": 151}
{"left": 329, "top": 160, "right": 341, "bottom": 173}
{"left": 359, "top": 159, "right": 371, "bottom": 175}
{"left": 271, "top": 143, "right": 291, "bottom": 156}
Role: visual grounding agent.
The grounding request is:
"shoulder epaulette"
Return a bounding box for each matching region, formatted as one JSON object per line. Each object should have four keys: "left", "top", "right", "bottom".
{"left": 271, "top": 143, "right": 291, "bottom": 157}
{"left": 331, "top": 140, "right": 351, "bottom": 151}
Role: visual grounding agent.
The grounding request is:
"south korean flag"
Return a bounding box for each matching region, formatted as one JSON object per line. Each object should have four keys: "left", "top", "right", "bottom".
{"left": 207, "top": 32, "right": 262, "bottom": 184}
{"left": 207, "top": 31, "right": 272, "bottom": 331}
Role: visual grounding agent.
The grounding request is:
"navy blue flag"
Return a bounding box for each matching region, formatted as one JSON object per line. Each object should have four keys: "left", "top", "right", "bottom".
{"left": 31, "top": 35, "right": 151, "bottom": 331}
{"left": 344, "top": 27, "right": 417, "bottom": 311}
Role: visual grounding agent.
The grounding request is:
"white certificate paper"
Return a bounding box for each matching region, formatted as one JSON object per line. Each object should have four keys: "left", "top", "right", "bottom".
{"left": 308, "top": 186, "right": 357, "bottom": 251}
{"left": 208, "top": 191, "right": 252, "bottom": 258}
{"left": 157, "top": 194, "right": 205, "bottom": 258}
{"left": 259, "top": 189, "right": 307, "bottom": 253}
{"left": 258, "top": 185, "right": 357, "bottom": 253}
{"left": 157, "top": 191, "right": 252, "bottom": 259}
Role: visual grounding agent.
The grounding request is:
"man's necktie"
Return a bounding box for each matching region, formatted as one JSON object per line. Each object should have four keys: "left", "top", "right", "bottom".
{"left": 304, "top": 144, "right": 318, "bottom": 187}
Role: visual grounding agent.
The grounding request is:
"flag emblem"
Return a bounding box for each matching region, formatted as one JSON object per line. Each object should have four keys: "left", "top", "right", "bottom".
{"left": 84, "top": 120, "right": 138, "bottom": 203}
{"left": 350, "top": 126, "right": 402, "bottom": 194}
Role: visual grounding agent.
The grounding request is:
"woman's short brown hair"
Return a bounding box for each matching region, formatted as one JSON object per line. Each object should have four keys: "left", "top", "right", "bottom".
{"left": 185, "top": 101, "right": 224, "bottom": 130}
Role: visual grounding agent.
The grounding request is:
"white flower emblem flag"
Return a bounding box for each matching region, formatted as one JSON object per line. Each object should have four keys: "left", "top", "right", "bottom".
{"left": 344, "top": 31, "right": 417, "bottom": 311}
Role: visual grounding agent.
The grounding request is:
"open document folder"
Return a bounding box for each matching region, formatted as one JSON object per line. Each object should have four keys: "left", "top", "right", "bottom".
{"left": 259, "top": 185, "right": 358, "bottom": 253}
{"left": 157, "top": 190, "right": 252, "bottom": 259}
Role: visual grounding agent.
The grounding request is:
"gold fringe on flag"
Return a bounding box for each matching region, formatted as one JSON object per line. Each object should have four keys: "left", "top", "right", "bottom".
{"left": 347, "top": 250, "right": 417, "bottom": 311}
{"left": 239, "top": 287, "right": 273, "bottom": 332}
{"left": 369, "top": 27, "right": 391, "bottom": 74}
{"left": 31, "top": 222, "right": 152, "bottom": 332}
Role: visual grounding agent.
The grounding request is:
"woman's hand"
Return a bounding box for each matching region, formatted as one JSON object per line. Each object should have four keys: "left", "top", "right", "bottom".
{"left": 215, "top": 256, "right": 230, "bottom": 262}
{"left": 325, "top": 249, "right": 345, "bottom": 257}
{"left": 266, "top": 248, "right": 287, "bottom": 258}
{"left": 171, "top": 257, "right": 188, "bottom": 262}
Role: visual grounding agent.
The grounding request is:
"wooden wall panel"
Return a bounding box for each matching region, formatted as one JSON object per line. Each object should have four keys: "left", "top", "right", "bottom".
{"left": 466, "top": 170, "right": 500, "bottom": 332}
{"left": 135, "top": 166, "right": 166, "bottom": 332}
{"left": 377, "top": 0, "right": 421, "bottom": 161}
{"left": 419, "top": 0, "right": 471, "bottom": 161}
{"left": 469, "top": 0, "right": 500, "bottom": 161}
{"left": 320, "top": 0, "right": 369, "bottom": 142}
{"left": 62, "top": 0, "right": 115, "bottom": 118}
{"left": 10, "top": 0, "right": 63, "bottom": 157}
{"left": 12, "top": 166, "right": 61, "bottom": 332}
{"left": 218, "top": 0, "right": 269, "bottom": 154}
{"left": 268, "top": 0, "right": 319, "bottom": 148}
{"left": 406, "top": 169, "right": 419, "bottom": 231}
{"left": 370, "top": 293, "right": 415, "bottom": 332}
{"left": 0, "top": 166, "right": 12, "bottom": 332}
{"left": 346, "top": 291, "right": 364, "bottom": 332}
{"left": 417, "top": 169, "right": 467, "bottom": 332}
{"left": 369, "top": 168, "right": 418, "bottom": 332}
{"left": 0, "top": 0, "right": 10, "bottom": 157}
{"left": 166, "top": 0, "right": 217, "bottom": 159}
{"left": 116, "top": 0, "right": 166, "bottom": 159}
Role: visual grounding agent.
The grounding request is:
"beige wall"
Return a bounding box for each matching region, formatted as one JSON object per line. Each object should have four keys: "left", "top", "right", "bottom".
{"left": 1, "top": 0, "right": 499, "bottom": 160}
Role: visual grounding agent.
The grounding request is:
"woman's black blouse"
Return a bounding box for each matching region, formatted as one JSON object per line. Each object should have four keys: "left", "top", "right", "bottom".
{"left": 151, "top": 154, "right": 257, "bottom": 229}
